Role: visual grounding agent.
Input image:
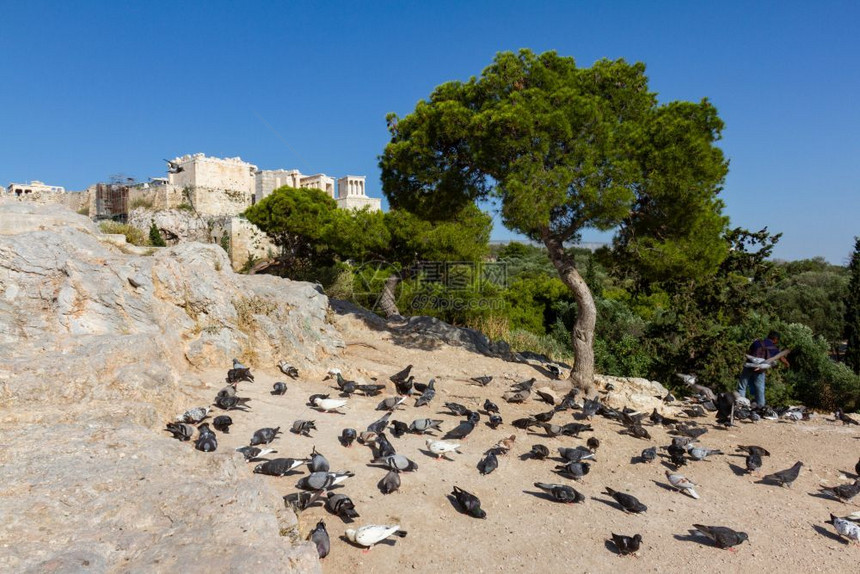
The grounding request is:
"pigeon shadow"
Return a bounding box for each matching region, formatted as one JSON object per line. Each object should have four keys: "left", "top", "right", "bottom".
{"left": 807, "top": 491, "right": 838, "bottom": 502}
{"left": 812, "top": 524, "right": 847, "bottom": 544}
{"left": 754, "top": 477, "right": 785, "bottom": 488}
{"left": 727, "top": 463, "right": 749, "bottom": 477}
{"left": 523, "top": 490, "right": 559, "bottom": 503}
{"left": 651, "top": 480, "right": 677, "bottom": 493}
{"left": 592, "top": 496, "right": 625, "bottom": 512}
{"left": 839, "top": 469, "right": 860, "bottom": 479}
{"left": 673, "top": 532, "right": 717, "bottom": 548}
{"left": 270, "top": 391, "right": 287, "bottom": 396}
{"left": 418, "top": 448, "right": 455, "bottom": 461}
{"left": 339, "top": 535, "right": 397, "bottom": 549}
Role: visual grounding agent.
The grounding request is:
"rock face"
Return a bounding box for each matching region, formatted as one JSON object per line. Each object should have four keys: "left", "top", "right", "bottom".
{"left": 127, "top": 206, "right": 213, "bottom": 244}
{"left": 595, "top": 374, "right": 669, "bottom": 412}
{"left": 0, "top": 203, "right": 336, "bottom": 572}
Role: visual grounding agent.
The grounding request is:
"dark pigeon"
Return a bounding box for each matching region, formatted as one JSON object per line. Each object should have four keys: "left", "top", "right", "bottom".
{"left": 640, "top": 446, "right": 657, "bottom": 463}
{"left": 451, "top": 486, "right": 486, "bottom": 519}
{"left": 283, "top": 491, "right": 322, "bottom": 513}
{"left": 444, "top": 402, "right": 470, "bottom": 416}
{"left": 250, "top": 427, "right": 281, "bottom": 446}
{"left": 253, "top": 458, "right": 306, "bottom": 476}
{"left": 308, "top": 447, "right": 330, "bottom": 473}
{"left": 745, "top": 452, "right": 762, "bottom": 474}
{"left": 470, "top": 375, "right": 493, "bottom": 386}
{"left": 367, "top": 412, "right": 392, "bottom": 434}
{"left": 340, "top": 428, "right": 357, "bottom": 447}
{"left": 444, "top": 420, "right": 476, "bottom": 440}
{"left": 308, "top": 520, "right": 330, "bottom": 559}
{"left": 820, "top": 479, "right": 860, "bottom": 502}
{"left": 604, "top": 487, "right": 647, "bottom": 513}
{"left": 165, "top": 422, "right": 194, "bottom": 441}
{"left": 762, "top": 461, "right": 802, "bottom": 487}
{"left": 236, "top": 446, "right": 276, "bottom": 461}
{"left": 478, "top": 451, "right": 498, "bottom": 475}
{"left": 390, "top": 420, "right": 409, "bottom": 438}
{"left": 291, "top": 420, "right": 317, "bottom": 437}
{"left": 214, "top": 395, "right": 251, "bottom": 411}
{"left": 534, "top": 482, "right": 585, "bottom": 503}
{"left": 379, "top": 470, "right": 401, "bottom": 494}
{"left": 414, "top": 379, "right": 436, "bottom": 407}
{"left": 611, "top": 533, "right": 642, "bottom": 556}
{"left": 483, "top": 399, "right": 499, "bottom": 414}
{"left": 529, "top": 444, "right": 550, "bottom": 460}
{"left": 693, "top": 524, "right": 749, "bottom": 549}
{"left": 737, "top": 445, "right": 771, "bottom": 457}
{"left": 272, "top": 382, "right": 287, "bottom": 395}
{"left": 326, "top": 492, "right": 360, "bottom": 522}
{"left": 195, "top": 426, "right": 217, "bottom": 452}
{"left": 487, "top": 414, "right": 503, "bottom": 429}
{"left": 212, "top": 415, "right": 232, "bottom": 433}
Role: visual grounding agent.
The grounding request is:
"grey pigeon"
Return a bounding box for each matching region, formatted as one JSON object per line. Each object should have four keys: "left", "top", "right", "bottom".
{"left": 826, "top": 513, "right": 860, "bottom": 544}
{"left": 297, "top": 471, "right": 355, "bottom": 491}
{"left": 641, "top": 446, "right": 657, "bottom": 463}
{"left": 414, "top": 379, "right": 436, "bottom": 407}
{"left": 250, "top": 426, "right": 281, "bottom": 446}
{"left": 226, "top": 367, "right": 254, "bottom": 385}
{"left": 232, "top": 358, "right": 247, "bottom": 369}
{"left": 340, "top": 428, "right": 357, "bottom": 447}
{"left": 470, "top": 375, "right": 493, "bottom": 386}
{"left": 737, "top": 445, "right": 771, "bottom": 457}
{"left": 556, "top": 461, "right": 590, "bottom": 480}
{"left": 745, "top": 452, "right": 762, "bottom": 474}
{"left": 534, "top": 482, "right": 585, "bottom": 503}
{"left": 604, "top": 487, "right": 647, "bottom": 513}
{"left": 762, "top": 461, "right": 802, "bottom": 487}
{"left": 176, "top": 406, "right": 210, "bottom": 424}
{"left": 367, "top": 412, "right": 392, "bottom": 434}
{"left": 477, "top": 451, "right": 498, "bottom": 475}
{"left": 216, "top": 385, "right": 236, "bottom": 399}
{"left": 558, "top": 447, "right": 594, "bottom": 463}
{"left": 236, "top": 446, "right": 276, "bottom": 461}
{"left": 444, "top": 402, "right": 470, "bottom": 416}
{"left": 291, "top": 420, "right": 317, "bottom": 437}
{"left": 693, "top": 524, "right": 749, "bottom": 549}
{"left": 165, "top": 422, "right": 194, "bottom": 441}
{"left": 379, "top": 470, "right": 401, "bottom": 494}
{"left": 253, "top": 458, "right": 307, "bottom": 476}
{"left": 451, "top": 486, "right": 486, "bottom": 519}
{"left": 511, "top": 378, "right": 536, "bottom": 392}
{"left": 581, "top": 397, "right": 600, "bottom": 419}
{"left": 561, "top": 422, "right": 593, "bottom": 437}
{"left": 283, "top": 491, "right": 322, "bottom": 513}
{"left": 326, "top": 492, "right": 360, "bottom": 521}
{"left": 214, "top": 395, "right": 251, "bottom": 411}
{"left": 483, "top": 399, "right": 499, "bottom": 414}
{"left": 212, "top": 415, "right": 232, "bottom": 433}
{"left": 488, "top": 414, "right": 503, "bottom": 429}
{"left": 308, "top": 520, "right": 330, "bottom": 559}
{"left": 672, "top": 424, "right": 708, "bottom": 439}
{"left": 374, "top": 432, "right": 397, "bottom": 458}
{"left": 272, "top": 382, "right": 287, "bottom": 395}
{"left": 277, "top": 360, "right": 299, "bottom": 379}
{"left": 409, "top": 418, "right": 443, "bottom": 434}
{"left": 611, "top": 533, "right": 642, "bottom": 556}
{"left": 376, "top": 396, "right": 407, "bottom": 411}
{"left": 820, "top": 480, "right": 860, "bottom": 502}
{"left": 529, "top": 444, "right": 550, "bottom": 460}
{"left": 195, "top": 426, "right": 217, "bottom": 452}
{"left": 308, "top": 446, "right": 330, "bottom": 473}
{"left": 374, "top": 454, "right": 417, "bottom": 473}
{"left": 685, "top": 444, "right": 723, "bottom": 461}
{"left": 443, "top": 420, "right": 475, "bottom": 440}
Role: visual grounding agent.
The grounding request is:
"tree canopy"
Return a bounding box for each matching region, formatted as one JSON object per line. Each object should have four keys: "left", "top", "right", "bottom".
{"left": 380, "top": 49, "right": 730, "bottom": 392}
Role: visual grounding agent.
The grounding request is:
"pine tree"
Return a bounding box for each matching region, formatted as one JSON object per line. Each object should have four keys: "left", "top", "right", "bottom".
{"left": 844, "top": 236, "right": 860, "bottom": 374}
{"left": 149, "top": 222, "right": 166, "bottom": 247}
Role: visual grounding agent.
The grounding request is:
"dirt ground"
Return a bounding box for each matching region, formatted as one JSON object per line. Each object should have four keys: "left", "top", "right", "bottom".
{"left": 182, "top": 310, "right": 860, "bottom": 573}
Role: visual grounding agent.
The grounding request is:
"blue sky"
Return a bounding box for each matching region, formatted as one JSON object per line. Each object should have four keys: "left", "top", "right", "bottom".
{"left": 1, "top": 1, "right": 857, "bottom": 263}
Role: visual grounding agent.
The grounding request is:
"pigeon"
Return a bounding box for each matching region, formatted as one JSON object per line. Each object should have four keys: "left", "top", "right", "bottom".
{"left": 291, "top": 420, "right": 317, "bottom": 437}
{"left": 253, "top": 458, "right": 307, "bottom": 476}
{"left": 581, "top": 398, "right": 600, "bottom": 419}
{"left": 358, "top": 431, "right": 378, "bottom": 445}
{"left": 214, "top": 395, "right": 251, "bottom": 411}
{"left": 558, "top": 447, "right": 594, "bottom": 463}
{"left": 672, "top": 424, "right": 708, "bottom": 439}
{"left": 425, "top": 439, "right": 461, "bottom": 460}
{"left": 556, "top": 461, "right": 590, "bottom": 480}
{"left": 587, "top": 437, "right": 600, "bottom": 453}
{"left": 277, "top": 360, "right": 299, "bottom": 379}
{"left": 212, "top": 415, "right": 232, "bottom": 433}
{"left": 562, "top": 423, "right": 594, "bottom": 437}
{"left": 236, "top": 446, "right": 276, "bottom": 461}
{"left": 367, "top": 412, "right": 392, "bottom": 434}
{"left": 444, "top": 420, "right": 476, "bottom": 440}
{"left": 390, "top": 420, "right": 409, "bottom": 438}
{"left": 511, "top": 417, "right": 536, "bottom": 430}
{"left": 737, "top": 445, "right": 771, "bottom": 457}
{"left": 340, "top": 428, "right": 357, "bottom": 447}
{"left": 503, "top": 389, "right": 530, "bottom": 403}
{"left": 641, "top": 446, "right": 657, "bottom": 463}
{"left": 308, "top": 520, "right": 330, "bottom": 559}
{"left": 826, "top": 514, "right": 860, "bottom": 544}
{"left": 745, "top": 452, "right": 762, "bottom": 474}
{"left": 534, "top": 482, "right": 585, "bottom": 503}
{"left": 390, "top": 364, "right": 413, "bottom": 385}
{"left": 666, "top": 470, "right": 700, "bottom": 499}
{"left": 216, "top": 385, "right": 236, "bottom": 399}
{"left": 762, "top": 461, "right": 802, "bottom": 487}
{"left": 533, "top": 409, "right": 556, "bottom": 423}
{"left": 308, "top": 447, "right": 330, "bottom": 473}
{"left": 297, "top": 471, "right": 355, "bottom": 491}
{"left": 195, "top": 427, "right": 217, "bottom": 452}
{"left": 683, "top": 406, "right": 706, "bottom": 418}
{"left": 307, "top": 393, "right": 330, "bottom": 406}
{"left": 272, "top": 382, "right": 288, "bottom": 395}
{"left": 374, "top": 454, "right": 418, "bottom": 473}
{"left": 611, "top": 533, "right": 642, "bottom": 556}
{"left": 856, "top": 457, "right": 860, "bottom": 477}
{"left": 394, "top": 375, "right": 414, "bottom": 396}
{"left": 546, "top": 364, "right": 562, "bottom": 379}
{"left": 538, "top": 423, "right": 563, "bottom": 437}
{"left": 409, "top": 418, "right": 443, "bottom": 434}
{"left": 529, "top": 444, "right": 550, "bottom": 460}
{"left": 250, "top": 427, "right": 281, "bottom": 446}
{"left": 444, "top": 402, "right": 470, "bottom": 416}
{"left": 676, "top": 374, "right": 716, "bottom": 401}
{"left": 535, "top": 389, "right": 557, "bottom": 405}
{"left": 376, "top": 396, "right": 407, "bottom": 411}
{"left": 604, "top": 487, "right": 647, "bottom": 513}
{"left": 483, "top": 399, "right": 500, "bottom": 414}
{"left": 820, "top": 480, "right": 860, "bottom": 502}
{"left": 478, "top": 451, "right": 498, "bottom": 475}
{"left": 414, "top": 379, "right": 436, "bottom": 407}
{"left": 357, "top": 384, "right": 386, "bottom": 396}
{"left": 494, "top": 434, "right": 516, "bottom": 454}
{"left": 488, "top": 414, "right": 503, "bottom": 429}
{"left": 511, "top": 377, "right": 536, "bottom": 392}
{"left": 374, "top": 433, "right": 397, "bottom": 459}
{"left": 685, "top": 444, "right": 723, "bottom": 461}
{"left": 451, "top": 486, "right": 486, "bottom": 518}
{"left": 176, "top": 406, "right": 210, "bottom": 424}
{"left": 313, "top": 397, "right": 348, "bottom": 413}
{"left": 326, "top": 492, "right": 360, "bottom": 521}
{"left": 226, "top": 367, "right": 254, "bottom": 385}
{"left": 283, "top": 491, "right": 323, "bottom": 512}
{"left": 625, "top": 424, "right": 651, "bottom": 440}
{"left": 232, "top": 358, "right": 247, "bottom": 369}
{"left": 345, "top": 525, "right": 407, "bottom": 548}
{"left": 378, "top": 470, "right": 401, "bottom": 494}
{"left": 714, "top": 392, "right": 736, "bottom": 426}
{"left": 835, "top": 408, "right": 860, "bottom": 425}
{"left": 165, "top": 422, "right": 194, "bottom": 441}
{"left": 470, "top": 375, "right": 493, "bottom": 386}
{"left": 693, "top": 524, "right": 749, "bottom": 549}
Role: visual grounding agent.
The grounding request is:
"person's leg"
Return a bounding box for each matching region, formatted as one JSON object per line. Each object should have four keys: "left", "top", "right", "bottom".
{"left": 753, "top": 372, "right": 766, "bottom": 407}
{"left": 737, "top": 369, "right": 751, "bottom": 399}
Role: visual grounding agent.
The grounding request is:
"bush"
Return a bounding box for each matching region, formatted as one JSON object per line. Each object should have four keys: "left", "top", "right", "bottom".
{"left": 99, "top": 221, "right": 147, "bottom": 246}
{"left": 149, "top": 222, "right": 166, "bottom": 247}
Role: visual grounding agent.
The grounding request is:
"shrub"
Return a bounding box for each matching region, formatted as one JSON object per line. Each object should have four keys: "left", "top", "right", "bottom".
{"left": 149, "top": 222, "right": 166, "bottom": 247}
{"left": 99, "top": 221, "right": 147, "bottom": 246}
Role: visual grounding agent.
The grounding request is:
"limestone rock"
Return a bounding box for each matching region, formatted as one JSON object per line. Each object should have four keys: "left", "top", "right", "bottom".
{"left": 595, "top": 374, "right": 669, "bottom": 412}
{"left": 127, "top": 207, "right": 213, "bottom": 244}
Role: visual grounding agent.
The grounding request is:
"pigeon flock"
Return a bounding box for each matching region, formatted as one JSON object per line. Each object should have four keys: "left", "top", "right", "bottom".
{"left": 166, "top": 359, "right": 860, "bottom": 563}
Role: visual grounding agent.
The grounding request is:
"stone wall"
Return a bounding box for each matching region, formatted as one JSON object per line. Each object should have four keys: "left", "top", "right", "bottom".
{"left": 168, "top": 154, "right": 256, "bottom": 195}
{"left": 227, "top": 216, "right": 278, "bottom": 271}
{"left": 0, "top": 189, "right": 88, "bottom": 213}
{"left": 336, "top": 195, "right": 382, "bottom": 211}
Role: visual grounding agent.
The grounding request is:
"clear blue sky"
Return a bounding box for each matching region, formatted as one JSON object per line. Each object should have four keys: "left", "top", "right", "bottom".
{"left": 2, "top": 1, "right": 857, "bottom": 263}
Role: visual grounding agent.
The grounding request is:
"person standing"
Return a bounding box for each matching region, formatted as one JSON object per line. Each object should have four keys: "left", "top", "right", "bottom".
{"left": 737, "top": 331, "right": 789, "bottom": 406}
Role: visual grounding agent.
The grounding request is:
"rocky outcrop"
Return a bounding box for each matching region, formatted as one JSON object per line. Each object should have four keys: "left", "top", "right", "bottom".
{"left": 0, "top": 203, "right": 337, "bottom": 572}
{"left": 127, "top": 207, "right": 213, "bottom": 244}
{"left": 595, "top": 374, "right": 670, "bottom": 412}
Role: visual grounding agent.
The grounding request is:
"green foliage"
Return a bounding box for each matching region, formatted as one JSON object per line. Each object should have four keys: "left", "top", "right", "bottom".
{"left": 99, "top": 221, "right": 147, "bottom": 246}
{"left": 845, "top": 237, "right": 860, "bottom": 375}
{"left": 149, "top": 222, "right": 166, "bottom": 247}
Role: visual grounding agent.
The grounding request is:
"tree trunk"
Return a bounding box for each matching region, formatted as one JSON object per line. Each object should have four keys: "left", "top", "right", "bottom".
{"left": 543, "top": 232, "right": 597, "bottom": 397}
{"left": 377, "top": 274, "right": 402, "bottom": 319}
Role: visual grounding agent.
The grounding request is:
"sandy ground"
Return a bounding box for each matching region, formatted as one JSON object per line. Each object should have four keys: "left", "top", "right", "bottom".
{"left": 179, "top": 310, "right": 860, "bottom": 573}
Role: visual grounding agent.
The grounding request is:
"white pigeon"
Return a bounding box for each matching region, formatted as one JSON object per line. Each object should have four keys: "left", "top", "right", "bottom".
{"left": 313, "top": 397, "right": 348, "bottom": 413}
{"left": 666, "top": 470, "right": 700, "bottom": 499}
{"left": 425, "top": 438, "right": 461, "bottom": 460}
{"left": 345, "top": 524, "right": 407, "bottom": 548}
{"left": 827, "top": 514, "right": 860, "bottom": 544}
